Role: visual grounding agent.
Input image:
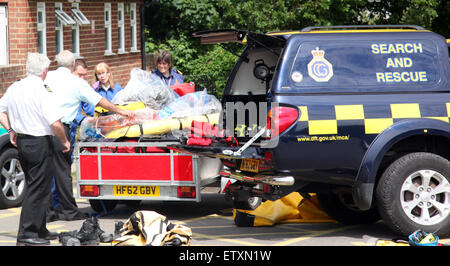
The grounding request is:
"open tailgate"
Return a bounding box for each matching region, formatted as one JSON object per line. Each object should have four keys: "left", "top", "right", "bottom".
{"left": 193, "top": 29, "right": 285, "bottom": 47}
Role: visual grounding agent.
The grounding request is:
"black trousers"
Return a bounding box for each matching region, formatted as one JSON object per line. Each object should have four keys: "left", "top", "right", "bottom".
{"left": 17, "top": 134, "right": 54, "bottom": 239}
{"left": 49, "top": 123, "right": 81, "bottom": 219}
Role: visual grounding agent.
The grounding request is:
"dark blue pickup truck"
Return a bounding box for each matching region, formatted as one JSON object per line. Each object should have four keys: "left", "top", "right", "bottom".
{"left": 172, "top": 25, "right": 450, "bottom": 237}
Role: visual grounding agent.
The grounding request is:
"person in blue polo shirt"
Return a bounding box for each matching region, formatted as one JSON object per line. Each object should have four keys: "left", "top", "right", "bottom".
{"left": 72, "top": 62, "right": 124, "bottom": 130}
{"left": 152, "top": 50, "right": 184, "bottom": 86}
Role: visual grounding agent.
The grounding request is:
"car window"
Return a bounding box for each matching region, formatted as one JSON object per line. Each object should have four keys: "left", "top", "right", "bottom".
{"left": 288, "top": 39, "right": 441, "bottom": 92}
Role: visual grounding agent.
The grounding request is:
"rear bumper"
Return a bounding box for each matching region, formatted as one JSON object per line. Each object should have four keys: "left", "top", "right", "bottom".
{"left": 77, "top": 183, "right": 204, "bottom": 202}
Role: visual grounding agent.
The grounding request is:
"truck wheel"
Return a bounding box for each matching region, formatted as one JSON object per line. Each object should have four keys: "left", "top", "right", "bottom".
{"left": 317, "top": 192, "right": 380, "bottom": 225}
{"left": 89, "top": 199, "right": 117, "bottom": 213}
{"left": 376, "top": 152, "right": 450, "bottom": 237}
{"left": 0, "top": 148, "right": 26, "bottom": 209}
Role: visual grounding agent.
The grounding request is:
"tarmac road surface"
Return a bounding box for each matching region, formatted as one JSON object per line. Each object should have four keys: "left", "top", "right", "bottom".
{"left": 0, "top": 185, "right": 449, "bottom": 247}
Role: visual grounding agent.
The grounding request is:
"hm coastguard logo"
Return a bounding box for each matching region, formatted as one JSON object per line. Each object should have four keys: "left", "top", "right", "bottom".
{"left": 308, "top": 47, "right": 333, "bottom": 82}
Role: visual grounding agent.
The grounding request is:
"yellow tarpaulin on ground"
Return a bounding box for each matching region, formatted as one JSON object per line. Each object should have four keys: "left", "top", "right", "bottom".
{"left": 233, "top": 192, "right": 336, "bottom": 227}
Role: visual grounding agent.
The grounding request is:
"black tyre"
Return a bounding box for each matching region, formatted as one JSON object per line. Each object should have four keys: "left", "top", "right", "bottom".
{"left": 317, "top": 191, "right": 380, "bottom": 225}
{"left": 376, "top": 152, "right": 450, "bottom": 237}
{"left": 89, "top": 199, "right": 118, "bottom": 213}
{"left": 0, "top": 148, "right": 26, "bottom": 209}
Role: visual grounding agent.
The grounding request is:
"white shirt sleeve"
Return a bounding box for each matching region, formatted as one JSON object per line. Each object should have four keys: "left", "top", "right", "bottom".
{"left": 77, "top": 78, "right": 102, "bottom": 107}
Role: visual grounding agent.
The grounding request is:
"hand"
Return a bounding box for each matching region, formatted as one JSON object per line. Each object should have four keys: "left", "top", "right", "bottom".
{"left": 9, "top": 131, "right": 17, "bottom": 147}
{"left": 119, "top": 109, "right": 135, "bottom": 118}
{"left": 61, "top": 140, "right": 71, "bottom": 153}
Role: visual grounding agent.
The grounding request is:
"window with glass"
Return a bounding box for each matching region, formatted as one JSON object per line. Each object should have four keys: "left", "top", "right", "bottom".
{"left": 55, "top": 8, "right": 75, "bottom": 25}
{"left": 37, "top": 2, "right": 46, "bottom": 55}
{"left": 130, "top": 3, "right": 138, "bottom": 52}
{"left": 54, "top": 3, "right": 64, "bottom": 55}
{"left": 71, "top": 7, "right": 90, "bottom": 25}
{"left": 117, "top": 3, "right": 125, "bottom": 53}
{"left": 0, "top": 5, "right": 8, "bottom": 65}
{"left": 71, "top": 3, "right": 80, "bottom": 56}
{"left": 289, "top": 40, "right": 439, "bottom": 92}
{"left": 104, "top": 3, "right": 112, "bottom": 54}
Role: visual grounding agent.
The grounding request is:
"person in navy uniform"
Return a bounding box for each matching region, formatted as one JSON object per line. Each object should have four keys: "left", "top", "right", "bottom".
{"left": 152, "top": 50, "right": 184, "bottom": 86}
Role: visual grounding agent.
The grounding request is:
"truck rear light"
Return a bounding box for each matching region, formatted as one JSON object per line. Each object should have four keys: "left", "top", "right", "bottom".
{"left": 267, "top": 106, "right": 299, "bottom": 137}
{"left": 80, "top": 185, "right": 99, "bottom": 197}
{"left": 177, "top": 186, "right": 196, "bottom": 198}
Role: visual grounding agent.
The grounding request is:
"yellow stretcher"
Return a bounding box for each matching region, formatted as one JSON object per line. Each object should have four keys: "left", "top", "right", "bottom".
{"left": 88, "top": 100, "right": 220, "bottom": 139}
{"left": 94, "top": 101, "right": 147, "bottom": 116}
{"left": 105, "top": 112, "right": 220, "bottom": 139}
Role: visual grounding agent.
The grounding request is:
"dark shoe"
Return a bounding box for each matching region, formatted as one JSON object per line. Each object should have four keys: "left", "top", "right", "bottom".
{"left": 76, "top": 218, "right": 99, "bottom": 245}
{"left": 64, "top": 212, "right": 89, "bottom": 221}
{"left": 90, "top": 216, "right": 113, "bottom": 243}
{"left": 16, "top": 238, "right": 50, "bottom": 246}
{"left": 40, "top": 231, "right": 59, "bottom": 240}
{"left": 59, "top": 231, "right": 80, "bottom": 246}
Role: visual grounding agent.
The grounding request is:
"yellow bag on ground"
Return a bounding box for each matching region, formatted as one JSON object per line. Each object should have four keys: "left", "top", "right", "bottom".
{"left": 112, "top": 211, "right": 192, "bottom": 246}
{"left": 233, "top": 192, "right": 336, "bottom": 227}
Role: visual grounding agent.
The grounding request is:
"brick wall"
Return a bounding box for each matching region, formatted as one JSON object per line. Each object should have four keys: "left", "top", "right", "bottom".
{"left": 0, "top": 0, "right": 144, "bottom": 96}
{"left": 0, "top": 64, "right": 25, "bottom": 92}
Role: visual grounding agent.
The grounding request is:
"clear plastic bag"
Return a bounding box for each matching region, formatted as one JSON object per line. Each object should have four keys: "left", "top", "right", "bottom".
{"left": 158, "top": 89, "right": 222, "bottom": 119}
{"left": 79, "top": 107, "right": 159, "bottom": 141}
{"left": 112, "top": 68, "right": 178, "bottom": 110}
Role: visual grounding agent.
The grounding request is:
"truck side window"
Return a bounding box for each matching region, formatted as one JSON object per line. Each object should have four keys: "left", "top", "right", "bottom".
{"left": 289, "top": 40, "right": 440, "bottom": 92}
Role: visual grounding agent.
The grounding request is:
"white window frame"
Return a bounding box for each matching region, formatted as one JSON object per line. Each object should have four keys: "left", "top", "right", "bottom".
{"left": 55, "top": 8, "right": 76, "bottom": 26}
{"left": 117, "top": 3, "right": 125, "bottom": 53}
{"left": 130, "top": 3, "right": 138, "bottom": 52}
{"left": 0, "top": 5, "right": 8, "bottom": 65}
{"left": 104, "top": 3, "right": 112, "bottom": 55}
{"left": 37, "top": 2, "right": 46, "bottom": 55}
{"left": 71, "top": 6, "right": 90, "bottom": 25}
{"left": 71, "top": 3, "right": 80, "bottom": 57}
{"left": 54, "top": 3, "right": 64, "bottom": 55}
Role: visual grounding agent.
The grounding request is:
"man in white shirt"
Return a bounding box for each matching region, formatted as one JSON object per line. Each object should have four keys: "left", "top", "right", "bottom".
{"left": 0, "top": 53, "right": 70, "bottom": 245}
{"left": 44, "top": 50, "right": 135, "bottom": 221}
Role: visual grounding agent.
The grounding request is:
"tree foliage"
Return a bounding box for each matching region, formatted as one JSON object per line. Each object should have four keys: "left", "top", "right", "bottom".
{"left": 144, "top": 0, "right": 447, "bottom": 96}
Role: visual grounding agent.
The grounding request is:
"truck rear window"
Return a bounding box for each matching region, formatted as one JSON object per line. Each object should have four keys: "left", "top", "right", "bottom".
{"left": 289, "top": 39, "right": 441, "bottom": 92}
